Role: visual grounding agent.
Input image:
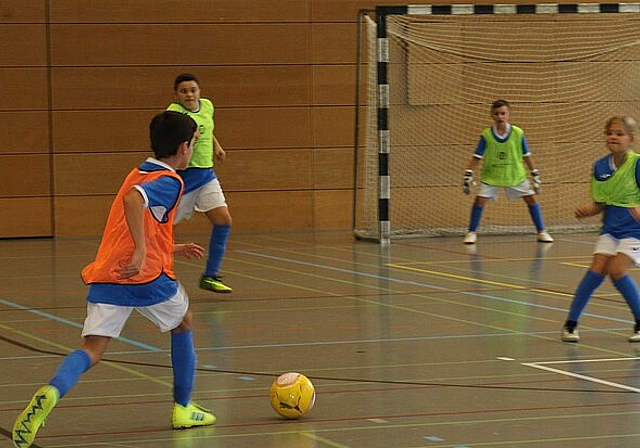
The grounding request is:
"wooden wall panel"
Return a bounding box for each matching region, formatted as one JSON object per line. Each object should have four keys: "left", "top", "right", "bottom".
{"left": 53, "top": 107, "right": 315, "bottom": 153}
{"left": 0, "top": 155, "right": 50, "bottom": 196}
{"left": 50, "top": 24, "right": 311, "bottom": 66}
{"left": 314, "top": 148, "right": 354, "bottom": 190}
{"left": 196, "top": 66, "right": 312, "bottom": 107}
{"left": 56, "top": 150, "right": 315, "bottom": 195}
{"left": 1, "top": 0, "right": 407, "bottom": 237}
{"left": 0, "top": 69, "right": 48, "bottom": 110}
{"left": 50, "top": 67, "right": 178, "bottom": 110}
{"left": 54, "top": 196, "right": 113, "bottom": 236}
{"left": 54, "top": 153, "right": 146, "bottom": 195}
{"left": 50, "top": 0, "right": 310, "bottom": 23}
{"left": 0, "top": 111, "right": 49, "bottom": 155}
{"left": 312, "top": 65, "right": 357, "bottom": 106}
{"left": 0, "top": 2, "right": 51, "bottom": 238}
{"left": 0, "top": 25, "right": 46, "bottom": 66}
{"left": 219, "top": 108, "right": 314, "bottom": 150}
{"left": 313, "top": 106, "right": 355, "bottom": 148}
{"left": 314, "top": 190, "right": 353, "bottom": 229}
{"left": 50, "top": 66, "right": 312, "bottom": 110}
{"left": 0, "top": 198, "right": 52, "bottom": 238}
{"left": 312, "top": 0, "right": 362, "bottom": 22}
{"left": 217, "top": 149, "right": 313, "bottom": 192}
{"left": 312, "top": 24, "right": 358, "bottom": 64}
{"left": 53, "top": 110, "right": 156, "bottom": 153}
{"left": 226, "top": 191, "right": 314, "bottom": 231}
{"left": 55, "top": 191, "right": 321, "bottom": 236}
{"left": 0, "top": 1, "right": 46, "bottom": 23}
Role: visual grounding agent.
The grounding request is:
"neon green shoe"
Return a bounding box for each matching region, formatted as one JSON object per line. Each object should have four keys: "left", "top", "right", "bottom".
{"left": 199, "top": 275, "right": 233, "bottom": 293}
{"left": 172, "top": 402, "right": 216, "bottom": 429}
{"left": 13, "top": 385, "right": 59, "bottom": 448}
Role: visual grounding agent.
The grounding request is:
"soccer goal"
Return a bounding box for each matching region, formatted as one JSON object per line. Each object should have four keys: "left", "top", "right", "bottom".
{"left": 354, "top": 3, "right": 640, "bottom": 243}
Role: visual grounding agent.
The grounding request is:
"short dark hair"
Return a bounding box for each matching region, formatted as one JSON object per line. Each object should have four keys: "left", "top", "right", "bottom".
{"left": 149, "top": 111, "right": 197, "bottom": 159}
{"left": 492, "top": 99, "right": 510, "bottom": 110}
{"left": 173, "top": 73, "right": 199, "bottom": 91}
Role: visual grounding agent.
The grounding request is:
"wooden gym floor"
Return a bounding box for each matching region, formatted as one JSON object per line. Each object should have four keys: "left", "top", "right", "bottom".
{"left": 3, "top": 230, "right": 640, "bottom": 447}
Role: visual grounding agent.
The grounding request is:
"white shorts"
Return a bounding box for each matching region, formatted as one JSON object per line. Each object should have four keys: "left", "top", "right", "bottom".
{"left": 477, "top": 179, "right": 535, "bottom": 201}
{"left": 82, "top": 284, "right": 190, "bottom": 338}
{"left": 175, "top": 178, "right": 227, "bottom": 223}
{"left": 594, "top": 234, "right": 640, "bottom": 266}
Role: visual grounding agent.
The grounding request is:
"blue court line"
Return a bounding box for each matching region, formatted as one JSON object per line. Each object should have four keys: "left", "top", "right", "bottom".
{"left": 238, "top": 251, "right": 634, "bottom": 325}
{"left": 1, "top": 326, "right": 634, "bottom": 361}
{"left": 0, "top": 251, "right": 632, "bottom": 357}
{"left": 236, "top": 250, "right": 450, "bottom": 291}
{"left": 0, "top": 297, "right": 162, "bottom": 352}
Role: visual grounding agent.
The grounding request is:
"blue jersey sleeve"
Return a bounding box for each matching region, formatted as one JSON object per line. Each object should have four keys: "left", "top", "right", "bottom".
{"left": 137, "top": 176, "right": 182, "bottom": 223}
{"left": 522, "top": 135, "right": 531, "bottom": 156}
{"left": 474, "top": 136, "right": 487, "bottom": 157}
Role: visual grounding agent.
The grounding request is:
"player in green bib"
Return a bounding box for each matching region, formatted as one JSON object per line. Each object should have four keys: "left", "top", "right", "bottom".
{"left": 167, "top": 73, "right": 233, "bottom": 294}
{"left": 462, "top": 99, "right": 553, "bottom": 244}
{"left": 561, "top": 116, "right": 640, "bottom": 343}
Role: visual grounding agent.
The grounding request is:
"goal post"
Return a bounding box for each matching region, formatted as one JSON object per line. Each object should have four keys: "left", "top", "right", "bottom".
{"left": 354, "top": 3, "right": 640, "bottom": 243}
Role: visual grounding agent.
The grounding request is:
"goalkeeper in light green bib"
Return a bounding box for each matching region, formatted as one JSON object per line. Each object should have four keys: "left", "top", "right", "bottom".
{"left": 462, "top": 99, "right": 553, "bottom": 245}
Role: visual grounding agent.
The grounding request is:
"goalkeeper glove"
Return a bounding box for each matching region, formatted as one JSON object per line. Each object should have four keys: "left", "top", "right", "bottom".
{"left": 463, "top": 170, "right": 474, "bottom": 195}
{"left": 531, "top": 169, "right": 541, "bottom": 194}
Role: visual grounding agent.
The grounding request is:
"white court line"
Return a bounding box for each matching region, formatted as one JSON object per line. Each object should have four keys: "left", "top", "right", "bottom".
{"left": 523, "top": 357, "right": 640, "bottom": 393}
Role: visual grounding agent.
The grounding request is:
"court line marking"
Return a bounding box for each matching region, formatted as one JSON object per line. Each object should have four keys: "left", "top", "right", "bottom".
{"left": 300, "top": 431, "right": 350, "bottom": 448}
{"left": 0, "top": 297, "right": 161, "bottom": 352}
{"left": 226, "top": 250, "right": 640, "bottom": 361}
{"left": 522, "top": 357, "right": 640, "bottom": 393}
{"left": 389, "top": 263, "right": 530, "bottom": 289}
{"left": 0, "top": 322, "right": 172, "bottom": 388}
{"left": 238, "top": 251, "right": 634, "bottom": 325}
{"left": 2, "top": 245, "right": 633, "bottom": 359}
{"left": 234, "top": 250, "right": 450, "bottom": 291}
{"left": 29, "top": 409, "right": 640, "bottom": 447}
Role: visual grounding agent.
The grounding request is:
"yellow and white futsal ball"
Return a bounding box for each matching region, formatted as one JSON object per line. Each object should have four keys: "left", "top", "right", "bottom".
{"left": 269, "top": 372, "right": 316, "bottom": 419}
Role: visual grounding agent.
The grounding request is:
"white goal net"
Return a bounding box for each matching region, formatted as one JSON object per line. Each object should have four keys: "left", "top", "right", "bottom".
{"left": 355, "top": 5, "right": 640, "bottom": 242}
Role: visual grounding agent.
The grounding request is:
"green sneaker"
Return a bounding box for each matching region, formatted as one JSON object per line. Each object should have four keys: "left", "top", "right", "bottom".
{"left": 199, "top": 275, "right": 232, "bottom": 293}
{"left": 172, "top": 402, "right": 216, "bottom": 429}
{"left": 13, "top": 385, "right": 59, "bottom": 448}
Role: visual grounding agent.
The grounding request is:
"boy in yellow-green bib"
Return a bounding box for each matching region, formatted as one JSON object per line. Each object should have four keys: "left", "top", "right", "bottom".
{"left": 462, "top": 99, "right": 553, "bottom": 244}
{"left": 168, "top": 73, "right": 233, "bottom": 293}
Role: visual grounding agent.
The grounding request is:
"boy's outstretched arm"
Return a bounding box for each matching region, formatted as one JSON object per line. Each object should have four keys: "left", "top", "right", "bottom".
{"left": 174, "top": 243, "right": 205, "bottom": 260}
{"left": 120, "top": 188, "right": 147, "bottom": 279}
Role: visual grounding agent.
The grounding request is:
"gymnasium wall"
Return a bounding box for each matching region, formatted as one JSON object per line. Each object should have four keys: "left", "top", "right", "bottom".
{"left": 0, "top": 0, "right": 608, "bottom": 238}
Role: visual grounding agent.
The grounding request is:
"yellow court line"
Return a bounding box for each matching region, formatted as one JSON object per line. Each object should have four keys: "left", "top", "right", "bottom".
{"left": 389, "top": 263, "right": 578, "bottom": 301}
{"left": 388, "top": 263, "right": 528, "bottom": 290}
{"left": 562, "top": 262, "right": 593, "bottom": 268}
{"left": 530, "top": 288, "right": 572, "bottom": 297}
{"left": 389, "top": 263, "right": 631, "bottom": 301}
{"left": 398, "top": 255, "right": 593, "bottom": 266}
{"left": 0, "top": 322, "right": 172, "bottom": 388}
